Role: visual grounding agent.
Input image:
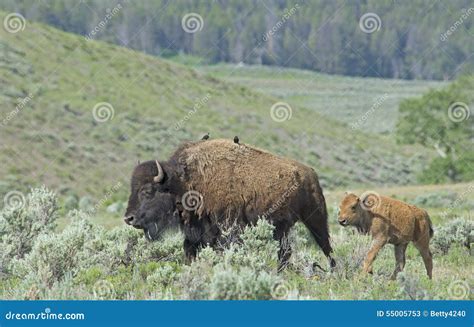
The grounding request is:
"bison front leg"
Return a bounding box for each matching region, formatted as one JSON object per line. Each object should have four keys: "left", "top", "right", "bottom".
{"left": 277, "top": 236, "right": 292, "bottom": 272}
{"left": 272, "top": 224, "right": 292, "bottom": 272}
{"left": 391, "top": 243, "right": 408, "bottom": 280}
{"left": 363, "top": 237, "right": 387, "bottom": 274}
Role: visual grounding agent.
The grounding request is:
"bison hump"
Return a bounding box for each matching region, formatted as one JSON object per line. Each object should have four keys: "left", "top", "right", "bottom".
{"left": 177, "top": 139, "right": 305, "bottom": 216}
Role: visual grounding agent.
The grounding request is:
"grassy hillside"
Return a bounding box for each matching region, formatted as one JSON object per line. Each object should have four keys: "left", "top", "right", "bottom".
{"left": 1, "top": 12, "right": 434, "bottom": 207}
{"left": 198, "top": 64, "right": 447, "bottom": 134}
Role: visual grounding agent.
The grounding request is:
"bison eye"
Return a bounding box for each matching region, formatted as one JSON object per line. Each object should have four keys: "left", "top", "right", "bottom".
{"left": 351, "top": 205, "right": 356, "bottom": 211}
{"left": 139, "top": 186, "right": 154, "bottom": 198}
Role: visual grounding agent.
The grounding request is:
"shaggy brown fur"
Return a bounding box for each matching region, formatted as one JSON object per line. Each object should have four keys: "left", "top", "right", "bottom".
{"left": 125, "top": 139, "right": 335, "bottom": 269}
{"left": 338, "top": 191, "right": 433, "bottom": 279}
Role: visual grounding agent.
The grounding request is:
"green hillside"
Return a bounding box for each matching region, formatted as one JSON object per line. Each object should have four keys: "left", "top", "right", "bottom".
{"left": 198, "top": 64, "right": 446, "bottom": 134}
{"left": 1, "top": 12, "right": 433, "bottom": 204}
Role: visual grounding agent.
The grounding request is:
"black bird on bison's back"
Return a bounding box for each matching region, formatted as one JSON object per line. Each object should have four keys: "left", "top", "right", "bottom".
{"left": 233, "top": 136, "right": 239, "bottom": 144}
{"left": 202, "top": 133, "right": 210, "bottom": 140}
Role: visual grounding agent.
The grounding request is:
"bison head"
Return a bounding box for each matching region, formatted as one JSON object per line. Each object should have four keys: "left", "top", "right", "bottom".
{"left": 124, "top": 160, "right": 179, "bottom": 240}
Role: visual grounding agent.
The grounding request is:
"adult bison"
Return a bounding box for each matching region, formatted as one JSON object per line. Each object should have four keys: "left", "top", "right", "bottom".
{"left": 124, "top": 139, "right": 335, "bottom": 270}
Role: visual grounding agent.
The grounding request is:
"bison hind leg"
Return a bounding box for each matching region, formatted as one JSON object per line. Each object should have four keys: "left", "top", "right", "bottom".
{"left": 301, "top": 218, "right": 336, "bottom": 269}
{"left": 391, "top": 243, "right": 408, "bottom": 280}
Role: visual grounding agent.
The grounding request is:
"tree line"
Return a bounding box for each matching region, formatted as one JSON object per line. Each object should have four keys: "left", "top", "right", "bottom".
{"left": 1, "top": 0, "right": 473, "bottom": 80}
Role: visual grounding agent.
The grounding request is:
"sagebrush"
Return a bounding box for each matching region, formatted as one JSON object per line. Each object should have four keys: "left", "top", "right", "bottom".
{"left": 0, "top": 188, "right": 472, "bottom": 300}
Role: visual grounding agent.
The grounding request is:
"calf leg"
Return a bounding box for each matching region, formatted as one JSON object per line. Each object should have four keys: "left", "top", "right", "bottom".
{"left": 363, "top": 237, "right": 387, "bottom": 274}
{"left": 414, "top": 240, "right": 433, "bottom": 279}
{"left": 391, "top": 243, "right": 408, "bottom": 280}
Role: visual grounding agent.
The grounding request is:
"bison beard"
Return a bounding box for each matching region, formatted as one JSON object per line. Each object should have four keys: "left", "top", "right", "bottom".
{"left": 124, "top": 139, "right": 336, "bottom": 270}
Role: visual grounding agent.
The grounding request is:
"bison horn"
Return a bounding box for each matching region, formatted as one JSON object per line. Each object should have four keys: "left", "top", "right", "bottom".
{"left": 153, "top": 160, "right": 164, "bottom": 183}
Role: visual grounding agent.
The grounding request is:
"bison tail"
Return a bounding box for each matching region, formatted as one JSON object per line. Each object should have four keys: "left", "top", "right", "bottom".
{"left": 429, "top": 222, "right": 434, "bottom": 238}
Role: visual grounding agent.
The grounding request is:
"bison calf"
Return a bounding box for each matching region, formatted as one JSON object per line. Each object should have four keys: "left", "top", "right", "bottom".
{"left": 338, "top": 191, "right": 433, "bottom": 279}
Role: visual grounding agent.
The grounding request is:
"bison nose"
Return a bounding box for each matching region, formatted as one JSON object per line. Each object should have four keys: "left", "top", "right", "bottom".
{"left": 124, "top": 215, "right": 135, "bottom": 225}
{"left": 339, "top": 219, "right": 348, "bottom": 226}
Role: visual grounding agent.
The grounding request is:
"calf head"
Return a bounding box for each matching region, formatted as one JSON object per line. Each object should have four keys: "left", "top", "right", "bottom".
{"left": 338, "top": 192, "right": 362, "bottom": 227}
{"left": 338, "top": 191, "right": 377, "bottom": 234}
